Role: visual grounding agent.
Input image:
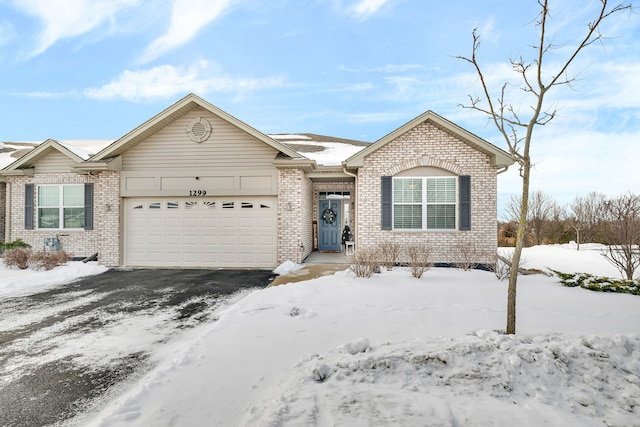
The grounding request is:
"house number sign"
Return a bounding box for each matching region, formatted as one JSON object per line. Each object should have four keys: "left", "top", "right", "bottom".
{"left": 189, "top": 190, "right": 207, "bottom": 196}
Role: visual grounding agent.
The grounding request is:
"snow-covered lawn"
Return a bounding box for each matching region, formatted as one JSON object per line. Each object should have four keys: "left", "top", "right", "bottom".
{"left": 3, "top": 244, "right": 640, "bottom": 426}
{"left": 0, "top": 261, "right": 107, "bottom": 299}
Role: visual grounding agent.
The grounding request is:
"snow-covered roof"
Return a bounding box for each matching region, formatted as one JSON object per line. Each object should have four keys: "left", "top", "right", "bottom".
{"left": 270, "top": 133, "right": 369, "bottom": 166}
{"left": 1, "top": 134, "right": 366, "bottom": 171}
{"left": 0, "top": 139, "right": 111, "bottom": 170}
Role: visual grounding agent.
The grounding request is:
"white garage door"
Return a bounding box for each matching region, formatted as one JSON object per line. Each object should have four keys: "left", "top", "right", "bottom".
{"left": 125, "top": 197, "right": 277, "bottom": 268}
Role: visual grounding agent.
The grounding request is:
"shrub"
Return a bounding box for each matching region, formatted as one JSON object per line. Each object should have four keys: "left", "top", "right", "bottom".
{"left": 406, "top": 243, "right": 432, "bottom": 279}
{"left": 378, "top": 241, "right": 401, "bottom": 270}
{"left": 3, "top": 247, "right": 32, "bottom": 269}
{"left": 488, "top": 252, "right": 510, "bottom": 281}
{"left": 0, "top": 238, "right": 31, "bottom": 255}
{"left": 2, "top": 248, "right": 69, "bottom": 270}
{"left": 29, "top": 250, "right": 70, "bottom": 271}
{"left": 490, "top": 251, "right": 528, "bottom": 280}
{"left": 552, "top": 270, "right": 640, "bottom": 296}
{"left": 452, "top": 240, "right": 486, "bottom": 271}
{"left": 349, "top": 248, "right": 379, "bottom": 278}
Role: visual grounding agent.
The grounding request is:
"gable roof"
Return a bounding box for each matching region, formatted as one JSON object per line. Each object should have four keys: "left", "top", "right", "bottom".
{"left": 344, "top": 110, "right": 513, "bottom": 169}
{"left": 90, "top": 93, "right": 305, "bottom": 161}
{"left": 0, "top": 139, "right": 85, "bottom": 175}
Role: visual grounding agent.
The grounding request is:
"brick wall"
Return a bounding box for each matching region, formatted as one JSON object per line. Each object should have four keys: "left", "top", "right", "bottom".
{"left": 95, "top": 171, "right": 120, "bottom": 266}
{"left": 356, "top": 121, "right": 498, "bottom": 264}
{"left": 277, "top": 168, "right": 313, "bottom": 264}
{"left": 6, "top": 172, "right": 121, "bottom": 266}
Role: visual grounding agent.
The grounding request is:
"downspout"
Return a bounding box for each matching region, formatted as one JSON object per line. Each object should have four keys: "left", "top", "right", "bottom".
{"left": 497, "top": 166, "right": 509, "bottom": 175}
{"left": 4, "top": 180, "right": 10, "bottom": 242}
{"left": 342, "top": 165, "right": 358, "bottom": 247}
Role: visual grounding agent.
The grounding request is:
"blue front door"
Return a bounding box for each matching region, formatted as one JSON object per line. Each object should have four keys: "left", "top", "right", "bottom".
{"left": 318, "top": 200, "right": 341, "bottom": 251}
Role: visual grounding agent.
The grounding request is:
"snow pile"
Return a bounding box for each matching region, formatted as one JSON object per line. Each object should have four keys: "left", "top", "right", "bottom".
{"left": 273, "top": 260, "right": 303, "bottom": 275}
{"left": 0, "top": 261, "right": 108, "bottom": 299}
{"left": 247, "top": 331, "right": 640, "bottom": 427}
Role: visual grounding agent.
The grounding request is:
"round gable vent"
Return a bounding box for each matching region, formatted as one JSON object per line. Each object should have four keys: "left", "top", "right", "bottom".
{"left": 187, "top": 117, "right": 212, "bottom": 142}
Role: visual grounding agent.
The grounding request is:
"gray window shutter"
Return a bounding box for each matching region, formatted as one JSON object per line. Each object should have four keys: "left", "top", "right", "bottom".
{"left": 84, "top": 183, "right": 94, "bottom": 230}
{"left": 25, "top": 183, "right": 34, "bottom": 230}
{"left": 381, "top": 176, "right": 392, "bottom": 230}
{"left": 459, "top": 175, "right": 471, "bottom": 231}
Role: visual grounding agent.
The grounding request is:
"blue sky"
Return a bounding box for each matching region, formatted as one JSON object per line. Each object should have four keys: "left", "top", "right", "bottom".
{"left": 1, "top": 0, "right": 639, "bottom": 212}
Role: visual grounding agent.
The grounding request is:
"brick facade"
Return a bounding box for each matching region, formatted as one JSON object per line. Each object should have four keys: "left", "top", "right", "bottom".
{"left": 277, "top": 168, "right": 313, "bottom": 264}
{"left": 355, "top": 121, "right": 498, "bottom": 264}
{"left": 5, "top": 172, "right": 121, "bottom": 267}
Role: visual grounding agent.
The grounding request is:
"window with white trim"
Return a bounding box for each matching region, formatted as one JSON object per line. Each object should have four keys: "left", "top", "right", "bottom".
{"left": 37, "top": 184, "right": 85, "bottom": 229}
{"left": 393, "top": 177, "right": 457, "bottom": 230}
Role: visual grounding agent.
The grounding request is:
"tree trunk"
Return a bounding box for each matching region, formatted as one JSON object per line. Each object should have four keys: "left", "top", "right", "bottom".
{"left": 507, "top": 163, "right": 530, "bottom": 335}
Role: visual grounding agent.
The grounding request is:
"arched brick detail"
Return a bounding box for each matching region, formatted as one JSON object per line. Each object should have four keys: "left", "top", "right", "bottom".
{"left": 384, "top": 156, "right": 463, "bottom": 176}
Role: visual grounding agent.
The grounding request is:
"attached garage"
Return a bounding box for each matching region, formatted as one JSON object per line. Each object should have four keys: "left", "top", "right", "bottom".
{"left": 124, "top": 197, "right": 277, "bottom": 268}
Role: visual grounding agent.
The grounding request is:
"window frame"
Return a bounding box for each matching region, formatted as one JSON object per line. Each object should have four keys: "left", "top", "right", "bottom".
{"left": 36, "top": 184, "right": 85, "bottom": 230}
{"left": 392, "top": 176, "right": 458, "bottom": 231}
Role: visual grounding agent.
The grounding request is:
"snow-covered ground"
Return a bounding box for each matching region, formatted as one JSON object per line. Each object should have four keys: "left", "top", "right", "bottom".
{"left": 69, "top": 244, "right": 639, "bottom": 427}
{"left": 0, "top": 261, "right": 108, "bottom": 299}
{"left": 3, "top": 244, "right": 640, "bottom": 426}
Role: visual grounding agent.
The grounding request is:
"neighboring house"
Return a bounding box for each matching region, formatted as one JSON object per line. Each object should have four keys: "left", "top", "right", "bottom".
{"left": 0, "top": 93, "right": 513, "bottom": 268}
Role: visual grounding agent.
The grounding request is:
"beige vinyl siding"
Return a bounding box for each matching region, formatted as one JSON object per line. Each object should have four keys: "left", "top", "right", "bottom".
{"left": 34, "top": 150, "right": 79, "bottom": 173}
{"left": 122, "top": 109, "right": 279, "bottom": 171}
{"left": 120, "top": 109, "right": 280, "bottom": 197}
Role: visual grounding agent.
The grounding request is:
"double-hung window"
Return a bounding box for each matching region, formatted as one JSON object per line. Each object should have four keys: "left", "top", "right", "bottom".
{"left": 393, "top": 177, "right": 457, "bottom": 230}
{"left": 37, "top": 185, "right": 85, "bottom": 229}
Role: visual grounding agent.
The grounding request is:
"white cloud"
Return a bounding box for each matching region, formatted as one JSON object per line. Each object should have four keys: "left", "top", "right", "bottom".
{"left": 84, "top": 60, "right": 285, "bottom": 101}
{"left": 327, "top": 0, "right": 390, "bottom": 20}
{"left": 350, "top": 0, "right": 390, "bottom": 19}
{"left": 13, "top": 0, "right": 139, "bottom": 57}
{"left": 140, "top": 0, "right": 232, "bottom": 64}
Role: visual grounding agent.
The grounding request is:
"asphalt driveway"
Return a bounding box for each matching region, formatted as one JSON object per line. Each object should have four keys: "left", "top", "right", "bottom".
{"left": 0, "top": 268, "right": 274, "bottom": 427}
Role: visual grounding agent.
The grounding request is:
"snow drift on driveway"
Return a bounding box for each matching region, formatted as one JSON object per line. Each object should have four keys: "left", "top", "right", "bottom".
{"left": 81, "top": 244, "right": 640, "bottom": 427}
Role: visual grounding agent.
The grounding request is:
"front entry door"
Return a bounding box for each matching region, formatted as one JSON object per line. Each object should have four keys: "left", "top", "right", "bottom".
{"left": 318, "top": 200, "right": 341, "bottom": 251}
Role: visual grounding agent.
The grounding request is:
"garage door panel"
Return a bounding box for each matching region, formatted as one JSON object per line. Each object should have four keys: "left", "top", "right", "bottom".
{"left": 238, "top": 235, "right": 256, "bottom": 245}
{"left": 257, "top": 235, "right": 274, "bottom": 246}
{"left": 183, "top": 218, "right": 199, "bottom": 228}
{"left": 125, "top": 197, "right": 277, "bottom": 268}
{"left": 256, "top": 217, "right": 274, "bottom": 227}
{"left": 165, "top": 235, "right": 182, "bottom": 245}
{"left": 220, "top": 218, "right": 237, "bottom": 228}
{"left": 201, "top": 235, "right": 218, "bottom": 245}
{"left": 147, "top": 218, "right": 163, "bottom": 227}
{"left": 165, "top": 217, "right": 183, "bottom": 227}
{"left": 147, "top": 235, "right": 163, "bottom": 245}
{"left": 201, "top": 218, "right": 218, "bottom": 228}
{"left": 182, "top": 234, "right": 199, "bottom": 245}
{"left": 165, "top": 252, "right": 182, "bottom": 263}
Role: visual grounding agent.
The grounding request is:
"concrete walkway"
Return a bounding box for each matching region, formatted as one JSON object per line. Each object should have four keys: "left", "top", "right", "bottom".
{"left": 270, "top": 252, "right": 351, "bottom": 286}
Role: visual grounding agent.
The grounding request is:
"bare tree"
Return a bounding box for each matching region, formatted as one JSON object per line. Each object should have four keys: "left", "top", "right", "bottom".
{"left": 503, "top": 195, "right": 523, "bottom": 224}
{"left": 601, "top": 193, "right": 640, "bottom": 280}
{"left": 569, "top": 192, "right": 608, "bottom": 248}
{"left": 503, "top": 191, "right": 556, "bottom": 245}
{"left": 545, "top": 201, "right": 567, "bottom": 245}
{"left": 528, "top": 190, "right": 555, "bottom": 245}
{"left": 458, "top": 1, "right": 632, "bottom": 334}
